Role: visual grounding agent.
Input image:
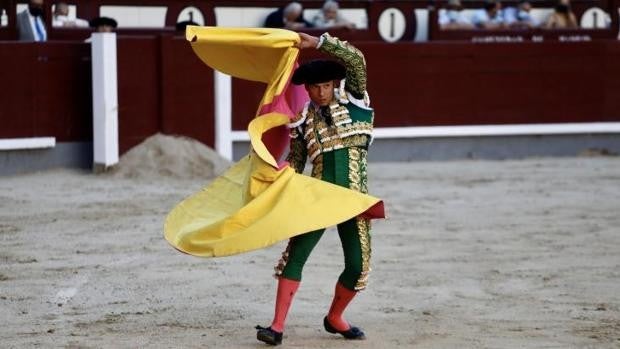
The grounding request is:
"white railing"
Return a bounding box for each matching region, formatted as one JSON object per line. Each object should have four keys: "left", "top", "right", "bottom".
{"left": 0, "top": 137, "right": 56, "bottom": 150}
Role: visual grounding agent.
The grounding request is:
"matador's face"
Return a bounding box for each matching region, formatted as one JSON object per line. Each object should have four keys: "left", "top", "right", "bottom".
{"left": 305, "top": 81, "right": 335, "bottom": 107}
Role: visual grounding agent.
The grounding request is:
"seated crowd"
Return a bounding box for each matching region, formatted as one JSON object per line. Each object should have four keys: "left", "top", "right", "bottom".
{"left": 14, "top": 0, "right": 353, "bottom": 42}
{"left": 439, "top": 0, "right": 580, "bottom": 30}
{"left": 16, "top": 0, "right": 120, "bottom": 41}
{"left": 264, "top": 1, "right": 356, "bottom": 30}
{"left": 11, "top": 0, "right": 613, "bottom": 42}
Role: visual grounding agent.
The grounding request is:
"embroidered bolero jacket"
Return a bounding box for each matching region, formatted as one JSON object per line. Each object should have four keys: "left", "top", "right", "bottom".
{"left": 286, "top": 33, "right": 374, "bottom": 174}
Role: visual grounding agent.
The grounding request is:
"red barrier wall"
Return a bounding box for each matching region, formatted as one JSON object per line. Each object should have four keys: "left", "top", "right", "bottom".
{"left": 232, "top": 40, "right": 620, "bottom": 130}
{"left": 0, "top": 37, "right": 215, "bottom": 154}
{"left": 159, "top": 35, "right": 215, "bottom": 152}
{"left": 116, "top": 35, "right": 215, "bottom": 153}
{"left": 0, "top": 42, "right": 92, "bottom": 141}
{"left": 1, "top": 38, "right": 619, "bottom": 155}
{"left": 365, "top": 41, "right": 620, "bottom": 126}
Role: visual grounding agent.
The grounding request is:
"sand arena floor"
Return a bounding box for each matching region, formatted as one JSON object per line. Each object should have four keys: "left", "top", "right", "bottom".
{"left": 1, "top": 157, "right": 619, "bottom": 348}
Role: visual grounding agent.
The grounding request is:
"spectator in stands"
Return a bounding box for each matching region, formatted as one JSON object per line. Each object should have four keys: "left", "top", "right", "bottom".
{"left": 503, "top": 0, "right": 538, "bottom": 28}
{"left": 312, "top": 0, "right": 356, "bottom": 29}
{"left": 544, "top": 0, "right": 578, "bottom": 29}
{"left": 471, "top": 0, "right": 505, "bottom": 29}
{"left": 89, "top": 16, "right": 118, "bottom": 33}
{"left": 264, "top": 2, "right": 313, "bottom": 30}
{"left": 439, "top": 0, "right": 474, "bottom": 30}
{"left": 17, "top": 0, "right": 47, "bottom": 41}
{"left": 52, "top": 1, "right": 88, "bottom": 28}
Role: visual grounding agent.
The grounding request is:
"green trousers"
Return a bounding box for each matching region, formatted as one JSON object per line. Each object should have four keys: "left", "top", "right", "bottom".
{"left": 276, "top": 147, "right": 372, "bottom": 291}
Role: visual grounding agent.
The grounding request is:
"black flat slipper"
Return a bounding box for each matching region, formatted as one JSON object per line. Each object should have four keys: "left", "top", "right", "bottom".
{"left": 323, "top": 316, "right": 366, "bottom": 340}
{"left": 256, "top": 325, "right": 283, "bottom": 345}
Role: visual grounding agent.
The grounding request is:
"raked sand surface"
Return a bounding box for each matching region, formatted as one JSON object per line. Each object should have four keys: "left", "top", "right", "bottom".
{"left": 1, "top": 156, "right": 619, "bottom": 348}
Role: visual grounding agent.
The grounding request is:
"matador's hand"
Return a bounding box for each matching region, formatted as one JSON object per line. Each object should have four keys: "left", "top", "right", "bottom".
{"left": 296, "top": 32, "right": 319, "bottom": 50}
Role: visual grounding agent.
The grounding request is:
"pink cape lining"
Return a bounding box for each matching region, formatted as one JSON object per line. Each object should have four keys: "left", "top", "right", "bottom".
{"left": 257, "top": 62, "right": 310, "bottom": 170}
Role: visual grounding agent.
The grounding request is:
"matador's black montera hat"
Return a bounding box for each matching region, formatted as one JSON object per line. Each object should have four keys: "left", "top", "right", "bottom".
{"left": 291, "top": 60, "right": 346, "bottom": 85}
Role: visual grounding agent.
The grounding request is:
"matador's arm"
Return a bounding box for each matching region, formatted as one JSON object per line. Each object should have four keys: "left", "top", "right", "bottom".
{"left": 317, "top": 33, "right": 367, "bottom": 100}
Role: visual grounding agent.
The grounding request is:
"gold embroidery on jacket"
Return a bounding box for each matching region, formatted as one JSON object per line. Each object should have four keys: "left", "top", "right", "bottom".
{"left": 302, "top": 104, "right": 371, "bottom": 162}
{"left": 274, "top": 243, "right": 292, "bottom": 278}
{"left": 348, "top": 147, "right": 361, "bottom": 192}
{"left": 354, "top": 217, "right": 372, "bottom": 290}
{"left": 311, "top": 154, "right": 323, "bottom": 179}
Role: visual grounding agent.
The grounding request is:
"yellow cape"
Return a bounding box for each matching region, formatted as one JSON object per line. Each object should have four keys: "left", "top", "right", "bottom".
{"left": 164, "top": 27, "right": 384, "bottom": 257}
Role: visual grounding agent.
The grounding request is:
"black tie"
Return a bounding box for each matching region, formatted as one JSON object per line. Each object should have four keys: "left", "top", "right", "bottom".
{"left": 319, "top": 106, "right": 333, "bottom": 126}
